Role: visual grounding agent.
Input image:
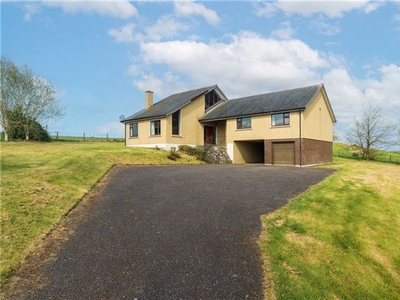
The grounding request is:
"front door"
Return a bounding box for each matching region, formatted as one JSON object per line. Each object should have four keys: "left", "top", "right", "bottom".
{"left": 204, "top": 126, "right": 216, "bottom": 145}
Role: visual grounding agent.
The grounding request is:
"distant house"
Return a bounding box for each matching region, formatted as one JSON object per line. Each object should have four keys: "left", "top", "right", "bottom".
{"left": 121, "top": 84, "right": 336, "bottom": 166}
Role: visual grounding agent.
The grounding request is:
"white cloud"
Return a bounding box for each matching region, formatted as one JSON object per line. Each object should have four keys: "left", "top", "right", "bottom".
{"left": 43, "top": 0, "right": 138, "bottom": 19}
{"left": 96, "top": 121, "right": 124, "bottom": 136}
{"left": 322, "top": 64, "right": 400, "bottom": 125}
{"left": 255, "top": 0, "right": 382, "bottom": 18}
{"left": 322, "top": 68, "right": 365, "bottom": 122}
{"left": 271, "top": 21, "right": 295, "bottom": 39}
{"left": 253, "top": 2, "right": 277, "bottom": 17}
{"left": 130, "top": 30, "right": 400, "bottom": 133}
{"left": 127, "top": 64, "right": 142, "bottom": 76}
{"left": 145, "top": 16, "right": 189, "bottom": 42}
{"left": 135, "top": 31, "right": 329, "bottom": 96}
{"left": 133, "top": 73, "right": 165, "bottom": 95}
{"left": 362, "top": 64, "right": 400, "bottom": 117}
{"left": 108, "top": 23, "right": 135, "bottom": 43}
{"left": 309, "top": 16, "right": 341, "bottom": 36}
{"left": 23, "top": 3, "right": 41, "bottom": 21}
{"left": 174, "top": 1, "right": 220, "bottom": 26}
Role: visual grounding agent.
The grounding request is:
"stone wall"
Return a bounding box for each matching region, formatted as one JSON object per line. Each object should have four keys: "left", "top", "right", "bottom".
{"left": 204, "top": 145, "right": 232, "bottom": 164}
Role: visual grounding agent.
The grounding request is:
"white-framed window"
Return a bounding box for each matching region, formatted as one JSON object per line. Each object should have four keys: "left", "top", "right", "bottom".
{"left": 172, "top": 110, "right": 180, "bottom": 135}
{"left": 236, "top": 117, "right": 252, "bottom": 129}
{"left": 150, "top": 120, "right": 161, "bottom": 136}
{"left": 272, "top": 112, "right": 290, "bottom": 126}
{"left": 129, "top": 123, "right": 138, "bottom": 137}
{"left": 205, "top": 90, "right": 222, "bottom": 110}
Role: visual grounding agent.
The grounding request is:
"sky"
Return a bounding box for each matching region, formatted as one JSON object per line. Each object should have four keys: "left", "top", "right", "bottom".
{"left": 2, "top": 0, "right": 400, "bottom": 142}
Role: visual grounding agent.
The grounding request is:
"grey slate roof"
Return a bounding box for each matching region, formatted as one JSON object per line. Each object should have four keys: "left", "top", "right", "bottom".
{"left": 200, "top": 84, "right": 324, "bottom": 121}
{"left": 122, "top": 85, "right": 221, "bottom": 122}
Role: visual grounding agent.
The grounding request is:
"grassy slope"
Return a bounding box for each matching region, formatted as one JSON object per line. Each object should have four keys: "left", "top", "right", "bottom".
{"left": 333, "top": 142, "right": 400, "bottom": 163}
{"left": 0, "top": 141, "right": 202, "bottom": 283}
{"left": 259, "top": 158, "right": 400, "bottom": 299}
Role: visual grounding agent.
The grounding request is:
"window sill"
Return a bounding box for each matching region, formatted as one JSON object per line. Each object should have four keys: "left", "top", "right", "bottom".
{"left": 171, "top": 135, "right": 182, "bottom": 138}
{"left": 236, "top": 128, "right": 252, "bottom": 131}
{"left": 129, "top": 137, "right": 139, "bottom": 139}
{"left": 270, "top": 125, "right": 291, "bottom": 128}
{"left": 149, "top": 135, "right": 162, "bottom": 138}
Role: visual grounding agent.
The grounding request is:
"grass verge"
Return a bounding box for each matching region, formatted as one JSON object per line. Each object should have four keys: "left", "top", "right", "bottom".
{"left": 259, "top": 157, "right": 400, "bottom": 299}
{"left": 0, "top": 141, "right": 203, "bottom": 284}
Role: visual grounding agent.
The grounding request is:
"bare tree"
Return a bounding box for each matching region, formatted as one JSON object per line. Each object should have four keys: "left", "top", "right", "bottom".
{"left": 333, "top": 125, "right": 341, "bottom": 142}
{"left": 398, "top": 128, "right": 400, "bottom": 146}
{"left": 346, "top": 103, "right": 397, "bottom": 160}
{"left": 1, "top": 57, "right": 63, "bottom": 141}
{"left": 0, "top": 58, "right": 23, "bottom": 141}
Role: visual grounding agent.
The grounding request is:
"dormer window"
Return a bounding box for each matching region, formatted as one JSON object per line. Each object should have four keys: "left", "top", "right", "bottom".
{"left": 205, "top": 90, "right": 222, "bottom": 110}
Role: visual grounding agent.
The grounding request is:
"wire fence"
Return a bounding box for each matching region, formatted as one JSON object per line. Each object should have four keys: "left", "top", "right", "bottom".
{"left": 50, "top": 132, "right": 124, "bottom": 142}
{"left": 333, "top": 149, "right": 400, "bottom": 164}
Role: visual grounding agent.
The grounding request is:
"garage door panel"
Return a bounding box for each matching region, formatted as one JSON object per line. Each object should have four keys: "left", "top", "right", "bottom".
{"left": 273, "top": 143, "right": 294, "bottom": 165}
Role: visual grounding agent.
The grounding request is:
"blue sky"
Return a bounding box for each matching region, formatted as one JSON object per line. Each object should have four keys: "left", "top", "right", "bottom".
{"left": 2, "top": 1, "right": 400, "bottom": 140}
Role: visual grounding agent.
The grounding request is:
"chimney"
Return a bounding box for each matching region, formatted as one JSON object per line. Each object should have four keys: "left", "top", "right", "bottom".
{"left": 145, "top": 90, "right": 153, "bottom": 109}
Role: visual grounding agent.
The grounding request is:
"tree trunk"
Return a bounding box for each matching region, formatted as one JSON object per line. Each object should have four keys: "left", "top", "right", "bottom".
{"left": 25, "top": 126, "right": 30, "bottom": 141}
{"left": 4, "top": 130, "right": 9, "bottom": 141}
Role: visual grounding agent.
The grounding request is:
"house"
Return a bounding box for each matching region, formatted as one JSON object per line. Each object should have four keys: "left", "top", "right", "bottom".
{"left": 121, "top": 84, "right": 336, "bottom": 166}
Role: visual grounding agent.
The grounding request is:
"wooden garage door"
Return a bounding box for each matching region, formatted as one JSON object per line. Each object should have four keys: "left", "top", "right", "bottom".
{"left": 273, "top": 142, "right": 295, "bottom": 165}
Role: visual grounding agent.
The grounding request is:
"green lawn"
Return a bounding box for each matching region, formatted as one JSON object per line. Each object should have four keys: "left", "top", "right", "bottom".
{"left": 0, "top": 141, "right": 203, "bottom": 284}
{"left": 2, "top": 141, "right": 400, "bottom": 297}
{"left": 259, "top": 158, "right": 400, "bottom": 299}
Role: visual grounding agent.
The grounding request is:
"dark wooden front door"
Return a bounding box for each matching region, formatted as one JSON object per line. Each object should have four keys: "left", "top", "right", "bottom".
{"left": 204, "top": 126, "right": 216, "bottom": 145}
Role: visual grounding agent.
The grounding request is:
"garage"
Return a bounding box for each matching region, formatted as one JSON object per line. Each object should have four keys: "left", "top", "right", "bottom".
{"left": 273, "top": 142, "right": 295, "bottom": 165}
{"left": 234, "top": 140, "right": 265, "bottom": 163}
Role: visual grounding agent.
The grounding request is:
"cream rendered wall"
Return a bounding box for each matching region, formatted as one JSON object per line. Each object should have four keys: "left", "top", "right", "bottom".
{"left": 226, "top": 113, "right": 302, "bottom": 143}
{"left": 125, "top": 118, "right": 167, "bottom": 147}
{"left": 172, "top": 95, "right": 206, "bottom": 145}
{"left": 302, "top": 91, "right": 333, "bottom": 142}
{"left": 125, "top": 94, "right": 206, "bottom": 148}
{"left": 267, "top": 112, "right": 301, "bottom": 139}
{"left": 216, "top": 120, "right": 227, "bottom": 145}
{"left": 233, "top": 143, "right": 245, "bottom": 164}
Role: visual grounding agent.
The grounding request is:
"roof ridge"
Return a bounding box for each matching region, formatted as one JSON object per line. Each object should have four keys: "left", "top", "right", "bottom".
{"left": 169, "top": 84, "right": 217, "bottom": 98}
{"left": 230, "top": 83, "right": 322, "bottom": 101}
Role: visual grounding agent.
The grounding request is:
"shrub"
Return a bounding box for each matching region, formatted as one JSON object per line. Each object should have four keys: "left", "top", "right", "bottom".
{"left": 178, "top": 145, "right": 206, "bottom": 161}
{"left": 167, "top": 151, "right": 181, "bottom": 161}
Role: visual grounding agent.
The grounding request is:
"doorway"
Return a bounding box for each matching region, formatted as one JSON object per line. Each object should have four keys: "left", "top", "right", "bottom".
{"left": 204, "top": 126, "right": 216, "bottom": 145}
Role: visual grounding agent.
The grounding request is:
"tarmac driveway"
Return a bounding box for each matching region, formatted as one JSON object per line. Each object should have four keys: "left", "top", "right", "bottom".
{"left": 7, "top": 165, "right": 334, "bottom": 299}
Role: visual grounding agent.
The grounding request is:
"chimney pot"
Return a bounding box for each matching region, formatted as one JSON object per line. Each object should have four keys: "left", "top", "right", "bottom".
{"left": 145, "top": 90, "right": 153, "bottom": 109}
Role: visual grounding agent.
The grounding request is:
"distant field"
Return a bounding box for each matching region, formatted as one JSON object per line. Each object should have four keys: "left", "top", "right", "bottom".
{"left": 50, "top": 135, "right": 124, "bottom": 142}
{"left": 0, "top": 141, "right": 203, "bottom": 284}
{"left": 333, "top": 143, "right": 400, "bottom": 164}
{"left": 259, "top": 157, "right": 400, "bottom": 299}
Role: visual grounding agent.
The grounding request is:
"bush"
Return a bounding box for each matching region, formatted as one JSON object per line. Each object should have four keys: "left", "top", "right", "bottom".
{"left": 167, "top": 151, "right": 181, "bottom": 161}
{"left": 178, "top": 145, "right": 206, "bottom": 161}
{"left": 2, "top": 105, "right": 51, "bottom": 142}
